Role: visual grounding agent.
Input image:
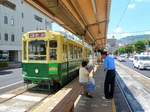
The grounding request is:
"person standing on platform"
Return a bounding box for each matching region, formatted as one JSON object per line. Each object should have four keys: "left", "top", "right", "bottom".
{"left": 101, "top": 51, "right": 116, "bottom": 99}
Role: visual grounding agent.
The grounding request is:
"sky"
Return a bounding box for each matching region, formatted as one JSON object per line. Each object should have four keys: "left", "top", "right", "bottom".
{"left": 52, "top": 0, "right": 150, "bottom": 40}
{"left": 52, "top": 23, "right": 64, "bottom": 32}
{"left": 108, "top": 0, "right": 150, "bottom": 39}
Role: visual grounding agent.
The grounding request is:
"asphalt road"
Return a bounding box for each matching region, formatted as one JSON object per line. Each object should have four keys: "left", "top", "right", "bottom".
{"left": 119, "top": 59, "right": 150, "bottom": 78}
{"left": 0, "top": 68, "right": 24, "bottom": 94}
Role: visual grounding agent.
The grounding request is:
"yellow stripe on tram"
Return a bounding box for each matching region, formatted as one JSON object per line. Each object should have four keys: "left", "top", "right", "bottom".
{"left": 112, "top": 98, "right": 116, "bottom": 112}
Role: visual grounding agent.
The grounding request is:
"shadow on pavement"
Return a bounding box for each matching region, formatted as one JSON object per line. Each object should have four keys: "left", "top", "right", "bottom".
{"left": 0, "top": 71, "right": 13, "bottom": 75}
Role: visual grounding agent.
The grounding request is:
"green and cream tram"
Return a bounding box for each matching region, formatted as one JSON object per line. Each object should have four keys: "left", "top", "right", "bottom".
{"left": 22, "top": 30, "right": 90, "bottom": 89}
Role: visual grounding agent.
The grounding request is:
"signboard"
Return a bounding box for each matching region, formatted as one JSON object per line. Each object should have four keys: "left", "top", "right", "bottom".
{"left": 29, "top": 32, "right": 45, "bottom": 38}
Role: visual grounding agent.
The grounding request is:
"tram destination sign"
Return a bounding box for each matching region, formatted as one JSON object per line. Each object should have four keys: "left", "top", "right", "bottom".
{"left": 29, "top": 32, "right": 45, "bottom": 38}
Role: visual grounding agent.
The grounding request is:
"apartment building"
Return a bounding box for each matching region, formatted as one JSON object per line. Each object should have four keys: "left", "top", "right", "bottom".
{"left": 0, "top": 0, "right": 52, "bottom": 62}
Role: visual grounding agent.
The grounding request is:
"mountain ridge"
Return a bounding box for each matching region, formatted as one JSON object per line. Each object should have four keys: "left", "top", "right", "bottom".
{"left": 117, "top": 34, "right": 150, "bottom": 45}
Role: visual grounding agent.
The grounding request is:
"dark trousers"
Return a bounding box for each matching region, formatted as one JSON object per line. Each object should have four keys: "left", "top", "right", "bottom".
{"left": 104, "top": 70, "right": 116, "bottom": 99}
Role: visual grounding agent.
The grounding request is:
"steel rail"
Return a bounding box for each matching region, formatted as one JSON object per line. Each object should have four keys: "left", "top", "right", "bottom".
{"left": 116, "top": 74, "right": 133, "bottom": 112}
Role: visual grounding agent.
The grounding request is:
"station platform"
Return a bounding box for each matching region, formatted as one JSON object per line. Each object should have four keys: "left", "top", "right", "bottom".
{"left": 74, "top": 65, "right": 116, "bottom": 112}
{"left": 0, "top": 64, "right": 116, "bottom": 112}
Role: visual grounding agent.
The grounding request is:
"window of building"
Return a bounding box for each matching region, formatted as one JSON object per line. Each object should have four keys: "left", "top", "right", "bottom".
{"left": 11, "top": 34, "right": 15, "bottom": 41}
{"left": 22, "top": 27, "right": 24, "bottom": 32}
{"left": 34, "top": 15, "right": 43, "bottom": 22}
{"left": 10, "top": 17, "right": 14, "bottom": 25}
{"left": 4, "top": 33, "right": 8, "bottom": 41}
{"left": 21, "top": 12, "right": 24, "bottom": 18}
{"left": 21, "top": 0, "right": 24, "bottom": 4}
{"left": 4, "top": 16, "right": 8, "bottom": 24}
{"left": 1, "top": 1, "right": 16, "bottom": 10}
{"left": 45, "top": 20, "right": 52, "bottom": 30}
{"left": 0, "top": 33, "right": 1, "bottom": 40}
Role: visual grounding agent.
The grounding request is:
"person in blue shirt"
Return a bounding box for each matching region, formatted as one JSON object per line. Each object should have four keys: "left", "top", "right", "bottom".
{"left": 101, "top": 51, "right": 116, "bottom": 99}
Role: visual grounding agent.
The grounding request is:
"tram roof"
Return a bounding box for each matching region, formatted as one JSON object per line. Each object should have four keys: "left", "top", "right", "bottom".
{"left": 24, "top": 0, "right": 111, "bottom": 49}
{"left": 23, "top": 30, "right": 90, "bottom": 48}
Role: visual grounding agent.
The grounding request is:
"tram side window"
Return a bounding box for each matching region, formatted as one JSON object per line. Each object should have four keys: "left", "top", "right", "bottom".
{"left": 73, "top": 46, "right": 76, "bottom": 59}
{"left": 49, "top": 40, "right": 57, "bottom": 60}
{"left": 74, "top": 47, "right": 76, "bottom": 59}
{"left": 79, "top": 48, "right": 82, "bottom": 59}
{"left": 77, "top": 48, "right": 80, "bottom": 59}
{"left": 69, "top": 45, "right": 73, "bottom": 59}
{"left": 63, "top": 45, "right": 67, "bottom": 61}
{"left": 85, "top": 49, "right": 87, "bottom": 58}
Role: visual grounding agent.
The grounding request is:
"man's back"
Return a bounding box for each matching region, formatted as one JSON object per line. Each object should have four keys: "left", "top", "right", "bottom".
{"left": 104, "top": 55, "right": 115, "bottom": 70}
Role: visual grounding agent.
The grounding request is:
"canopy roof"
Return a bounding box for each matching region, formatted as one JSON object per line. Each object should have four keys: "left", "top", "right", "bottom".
{"left": 25, "top": 0, "right": 111, "bottom": 49}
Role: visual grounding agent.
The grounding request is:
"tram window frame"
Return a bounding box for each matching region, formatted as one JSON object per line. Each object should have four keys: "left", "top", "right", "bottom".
{"left": 69, "top": 45, "right": 73, "bottom": 59}
{"left": 28, "top": 40, "right": 47, "bottom": 61}
{"left": 63, "top": 44, "right": 67, "bottom": 61}
{"left": 77, "top": 47, "right": 80, "bottom": 59}
{"left": 79, "top": 48, "right": 82, "bottom": 59}
{"left": 49, "top": 40, "right": 57, "bottom": 60}
{"left": 74, "top": 46, "right": 77, "bottom": 59}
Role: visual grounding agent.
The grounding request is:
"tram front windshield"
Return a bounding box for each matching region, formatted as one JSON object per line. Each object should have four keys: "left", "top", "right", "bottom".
{"left": 28, "top": 40, "right": 47, "bottom": 60}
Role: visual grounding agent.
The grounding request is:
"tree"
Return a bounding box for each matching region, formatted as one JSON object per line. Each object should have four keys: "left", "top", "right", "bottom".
{"left": 113, "top": 49, "right": 118, "bottom": 55}
{"left": 125, "top": 44, "right": 134, "bottom": 54}
{"left": 134, "top": 41, "right": 146, "bottom": 53}
{"left": 118, "top": 47, "right": 126, "bottom": 54}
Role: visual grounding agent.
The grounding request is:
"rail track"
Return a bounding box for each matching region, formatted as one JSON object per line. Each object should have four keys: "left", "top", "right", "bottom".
{"left": 115, "top": 62, "right": 150, "bottom": 111}
{"left": 115, "top": 75, "right": 133, "bottom": 112}
{"left": 0, "top": 85, "right": 53, "bottom": 112}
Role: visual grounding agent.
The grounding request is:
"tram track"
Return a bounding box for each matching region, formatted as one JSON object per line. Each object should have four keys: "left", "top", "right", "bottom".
{"left": 116, "top": 61, "right": 150, "bottom": 111}
{"left": 115, "top": 75, "right": 133, "bottom": 112}
{"left": 0, "top": 84, "right": 53, "bottom": 112}
{"left": 25, "top": 93, "right": 52, "bottom": 112}
{"left": 0, "top": 84, "right": 36, "bottom": 103}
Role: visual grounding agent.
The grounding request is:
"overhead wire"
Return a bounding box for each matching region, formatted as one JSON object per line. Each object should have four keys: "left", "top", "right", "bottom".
{"left": 108, "top": 29, "right": 150, "bottom": 35}
{"left": 115, "top": 0, "right": 132, "bottom": 29}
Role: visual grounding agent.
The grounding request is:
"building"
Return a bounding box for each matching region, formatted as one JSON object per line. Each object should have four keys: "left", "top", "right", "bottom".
{"left": 106, "top": 37, "right": 118, "bottom": 53}
{"left": 0, "top": 0, "right": 52, "bottom": 62}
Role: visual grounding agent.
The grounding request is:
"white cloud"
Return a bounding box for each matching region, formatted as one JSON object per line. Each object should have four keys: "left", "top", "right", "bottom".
{"left": 114, "top": 27, "right": 123, "bottom": 33}
{"left": 135, "top": 0, "right": 143, "bottom": 2}
{"left": 135, "top": 0, "right": 150, "bottom": 2}
{"left": 128, "top": 3, "right": 136, "bottom": 9}
{"left": 144, "top": 31, "right": 150, "bottom": 34}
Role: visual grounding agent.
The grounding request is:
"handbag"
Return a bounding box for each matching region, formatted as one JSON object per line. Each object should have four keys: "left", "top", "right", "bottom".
{"left": 86, "top": 77, "right": 96, "bottom": 93}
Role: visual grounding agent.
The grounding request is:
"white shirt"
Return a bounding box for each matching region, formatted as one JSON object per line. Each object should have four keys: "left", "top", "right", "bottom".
{"left": 79, "top": 67, "right": 89, "bottom": 83}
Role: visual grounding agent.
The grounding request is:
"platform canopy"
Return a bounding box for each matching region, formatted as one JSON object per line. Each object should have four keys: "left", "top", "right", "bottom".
{"left": 25, "top": 0, "right": 111, "bottom": 49}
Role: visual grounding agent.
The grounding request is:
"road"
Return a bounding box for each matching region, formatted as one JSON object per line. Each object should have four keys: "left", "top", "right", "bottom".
{"left": 118, "top": 59, "right": 150, "bottom": 78}
{"left": 0, "top": 68, "right": 24, "bottom": 94}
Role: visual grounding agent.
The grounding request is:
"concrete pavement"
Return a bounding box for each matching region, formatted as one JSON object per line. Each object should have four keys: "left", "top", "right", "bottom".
{"left": 74, "top": 65, "right": 114, "bottom": 112}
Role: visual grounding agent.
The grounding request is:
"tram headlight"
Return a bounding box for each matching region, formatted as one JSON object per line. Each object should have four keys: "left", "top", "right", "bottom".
{"left": 35, "top": 68, "right": 39, "bottom": 74}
